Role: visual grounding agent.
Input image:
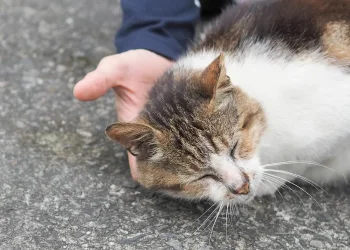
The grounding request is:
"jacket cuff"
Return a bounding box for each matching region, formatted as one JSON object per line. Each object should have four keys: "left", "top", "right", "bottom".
{"left": 115, "top": 31, "right": 186, "bottom": 60}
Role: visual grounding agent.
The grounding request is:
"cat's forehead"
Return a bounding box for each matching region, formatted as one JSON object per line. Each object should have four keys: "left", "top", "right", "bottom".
{"left": 143, "top": 70, "right": 211, "bottom": 126}
{"left": 141, "top": 68, "right": 242, "bottom": 141}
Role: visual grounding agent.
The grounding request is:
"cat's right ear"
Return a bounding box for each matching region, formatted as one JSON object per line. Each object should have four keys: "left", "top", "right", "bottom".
{"left": 105, "top": 122, "right": 162, "bottom": 157}
{"left": 200, "top": 53, "right": 232, "bottom": 107}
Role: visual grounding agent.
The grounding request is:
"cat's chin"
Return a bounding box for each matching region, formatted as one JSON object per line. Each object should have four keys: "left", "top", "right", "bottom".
{"left": 207, "top": 184, "right": 258, "bottom": 205}
{"left": 204, "top": 168, "right": 263, "bottom": 204}
{"left": 222, "top": 194, "right": 256, "bottom": 205}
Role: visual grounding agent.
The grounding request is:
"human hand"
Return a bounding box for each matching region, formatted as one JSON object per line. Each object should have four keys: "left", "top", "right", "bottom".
{"left": 74, "top": 49, "right": 173, "bottom": 180}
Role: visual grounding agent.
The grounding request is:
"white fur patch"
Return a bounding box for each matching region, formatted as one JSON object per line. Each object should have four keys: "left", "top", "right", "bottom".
{"left": 209, "top": 153, "right": 262, "bottom": 199}
{"left": 207, "top": 180, "right": 227, "bottom": 202}
{"left": 177, "top": 40, "right": 350, "bottom": 193}
{"left": 210, "top": 154, "right": 245, "bottom": 186}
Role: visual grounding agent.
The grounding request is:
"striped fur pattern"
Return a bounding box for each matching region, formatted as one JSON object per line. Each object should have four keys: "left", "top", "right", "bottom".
{"left": 106, "top": 0, "right": 350, "bottom": 204}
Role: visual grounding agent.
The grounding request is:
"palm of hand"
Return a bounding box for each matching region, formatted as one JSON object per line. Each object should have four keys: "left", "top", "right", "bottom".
{"left": 112, "top": 51, "right": 171, "bottom": 122}
{"left": 74, "top": 49, "right": 173, "bottom": 180}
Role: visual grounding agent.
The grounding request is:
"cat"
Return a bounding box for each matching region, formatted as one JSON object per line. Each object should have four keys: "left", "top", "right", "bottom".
{"left": 106, "top": 0, "right": 350, "bottom": 205}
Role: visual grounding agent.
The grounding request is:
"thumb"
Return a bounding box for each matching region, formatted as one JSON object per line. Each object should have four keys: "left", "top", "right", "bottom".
{"left": 73, "top": 55, "right": 126, "bottom": 101}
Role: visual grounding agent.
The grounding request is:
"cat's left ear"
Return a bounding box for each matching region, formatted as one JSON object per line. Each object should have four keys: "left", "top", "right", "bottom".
{"left": 105, "top": 121, "right": 163, "bottom": 157}
{"left": 200, "top": 53, "right": 232, "bottom": 107}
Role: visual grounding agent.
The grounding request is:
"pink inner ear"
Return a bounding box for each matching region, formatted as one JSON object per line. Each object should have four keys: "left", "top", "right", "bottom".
{"left": 200, "top": 53, "right": 226, "bottom": 97}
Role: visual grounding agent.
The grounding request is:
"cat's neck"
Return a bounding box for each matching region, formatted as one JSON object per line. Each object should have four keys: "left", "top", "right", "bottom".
{"left": 176, "top": 44, "right": 350, "bottom": 164}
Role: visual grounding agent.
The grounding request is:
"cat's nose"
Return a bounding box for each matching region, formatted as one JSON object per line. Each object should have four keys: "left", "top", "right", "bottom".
{"left": 228, "top": 182, "right": 250, "bottom": 195}
{"left": 237, "top": 182, "right": 250, "bottom": 195}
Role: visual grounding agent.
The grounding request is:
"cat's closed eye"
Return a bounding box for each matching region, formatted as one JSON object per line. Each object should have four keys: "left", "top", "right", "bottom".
{"left": 196, "top": 174, "right": 220, "bottom": 182}
{"left": 105, "top": 0, "right": 350, "bottom": 206}
{"left": 230, "top": 141, "right": 239, "bottom": 159}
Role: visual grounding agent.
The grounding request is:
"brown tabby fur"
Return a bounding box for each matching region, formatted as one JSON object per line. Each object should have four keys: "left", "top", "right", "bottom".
{"left": 195, "top": 0, "right": 350, "bottom": 66}
{"left": 106, "top": 0, "right": 350, "bottom": 199}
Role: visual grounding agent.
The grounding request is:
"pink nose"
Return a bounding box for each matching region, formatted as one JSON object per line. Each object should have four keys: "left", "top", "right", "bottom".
{"left": 228, "top": 181, "right": 250, "bottom": 195}
{"left": 236, "top": 182, "right": 250, "bottom": 195}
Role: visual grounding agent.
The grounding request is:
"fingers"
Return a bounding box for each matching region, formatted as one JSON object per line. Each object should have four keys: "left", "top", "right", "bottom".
{"left": 127, "top": 152, "right": 138, "bottom": 181}
{"left": 73, "top": 55, "right": 126, "bottom": 101}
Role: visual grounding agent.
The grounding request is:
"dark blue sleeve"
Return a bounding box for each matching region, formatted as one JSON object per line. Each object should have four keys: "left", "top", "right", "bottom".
{"left": 115, "top": 0, "right": 201, "bottom": 60}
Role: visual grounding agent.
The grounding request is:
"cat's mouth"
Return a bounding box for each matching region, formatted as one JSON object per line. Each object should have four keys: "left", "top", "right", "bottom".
{"left": 222, "top": 191, "right": 256, "bottom": 204}
{"left": 210, "top": 184, "right": 255, "bottom": 204}
{"left": 220, "top": 173, "right": 262, "bottom": 204}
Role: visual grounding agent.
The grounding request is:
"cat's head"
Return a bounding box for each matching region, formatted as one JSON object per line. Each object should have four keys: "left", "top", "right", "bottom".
{"left": 106, "top": 54, "right": 266, "bottom": 204}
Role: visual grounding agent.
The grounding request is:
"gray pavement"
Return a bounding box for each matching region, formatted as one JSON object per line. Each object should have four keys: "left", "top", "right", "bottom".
{"left": 0, "top": 0, "right": 349, "bottom": 249}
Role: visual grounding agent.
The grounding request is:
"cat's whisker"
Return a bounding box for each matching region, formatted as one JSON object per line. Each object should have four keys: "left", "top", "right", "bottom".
{"left": 261, "top": 177, "right": 285, "bottom": 204}
{"left": 202, "top": 214, "right": 218, "bottom": 233}
{"left": 260, "top": 178, "right": 277, "bottom": 198}
{"left": 200, "top": 205, "right": 220, "bottom": 231}
{"left": 230, "top": 204, "right": 240, "bottom": 226}
{"left": 264, "top": 173, "right": 322, "bottom": 209}
{"left": 261, "top": 160, "right": 345, "bottom": 178}
{"left": 230, "top": 203, "right": 235, "bottom": 226}
{"left": 209, "top": 202, "right": 224, "bottom": 242}
{"left": 196, "top": 201, "right": 218, "bottom": 221}
{"left": 228, "top": 203, "right": 232, "bottom": 226}
{"left": 264, "top": 169, "right": 329, "bottom": 195}
{"left": 225, "top": 203, "right": 229, "bottom": 241}
{"left": 202, "top": 204, "right": 222, "bottom": 237}
{"left": 267, "top": 175, "right": 306, "bottom": 204}
{"left": 229, "top": 203, "right": 234, "bottom": 226}
{"left": 195, "top": 203, "right": 220, "bottom": 233}
{"left": 264, "top": 176, "right": 305, "bottom": 205}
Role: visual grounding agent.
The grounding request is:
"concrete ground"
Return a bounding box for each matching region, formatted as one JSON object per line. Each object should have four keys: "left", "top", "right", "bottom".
{"left": 0, "top": 0, "right": 349, "bottom": 249}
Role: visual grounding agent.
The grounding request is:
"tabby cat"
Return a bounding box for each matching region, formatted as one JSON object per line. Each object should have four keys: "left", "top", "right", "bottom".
{"left": 106, "top": 0, "right": 350, "bottom": 204}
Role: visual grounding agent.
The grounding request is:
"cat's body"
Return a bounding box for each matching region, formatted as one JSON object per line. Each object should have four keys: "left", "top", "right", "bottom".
{"left": 107, "top": 0, "right": 350, "bottom": 203}
{"left": 179, "top": 47, "right": 350, "bottom": 194}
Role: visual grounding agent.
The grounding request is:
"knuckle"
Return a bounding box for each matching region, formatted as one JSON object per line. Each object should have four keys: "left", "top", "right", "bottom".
{"left": 99, "top": 56, "right": 112, "bottom": 67}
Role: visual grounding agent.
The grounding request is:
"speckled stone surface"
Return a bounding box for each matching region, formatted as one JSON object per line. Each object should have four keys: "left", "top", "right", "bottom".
{"left": 0, "top": 1, "right": 350, "bottom": 249}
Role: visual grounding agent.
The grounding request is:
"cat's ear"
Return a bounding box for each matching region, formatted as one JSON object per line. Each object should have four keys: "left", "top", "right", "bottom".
{"left": 105, "top": 122, "right": 162, "bottom": 157}
{"left": 200, "top": 53, "right": 232, "bottom": 105}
